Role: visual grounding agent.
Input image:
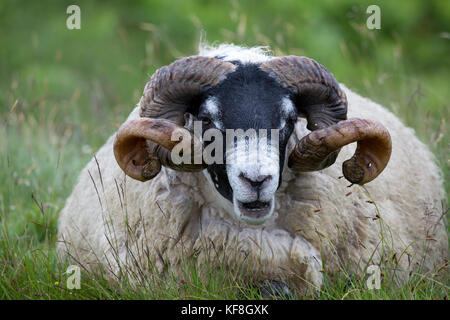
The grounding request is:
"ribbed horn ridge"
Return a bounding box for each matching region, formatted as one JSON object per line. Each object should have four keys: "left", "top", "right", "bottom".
{"left": 114, "top": 56, "right": 236, "bottom": 181}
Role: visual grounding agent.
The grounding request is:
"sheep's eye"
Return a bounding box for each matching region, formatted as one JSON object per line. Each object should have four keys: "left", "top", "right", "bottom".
{"left": 288, "top": 117, "right": 297, "bottom": 126}
{"left": 202, "top": 118, "right": 212, "bottom": 126}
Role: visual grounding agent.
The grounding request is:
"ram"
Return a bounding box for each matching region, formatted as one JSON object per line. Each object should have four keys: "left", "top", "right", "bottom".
{"left": 57, "top": 44, "right": 447, "bottom": 296}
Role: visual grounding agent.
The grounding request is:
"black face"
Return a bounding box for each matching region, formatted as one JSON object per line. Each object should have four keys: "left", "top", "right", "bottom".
{"left": 195, "top": 63, "right": 298, "bottom": 202}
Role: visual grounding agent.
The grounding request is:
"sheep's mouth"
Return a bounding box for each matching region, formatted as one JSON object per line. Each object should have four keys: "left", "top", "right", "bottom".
{"left": 237, "top": 200, "right": 272, "bottom": 219}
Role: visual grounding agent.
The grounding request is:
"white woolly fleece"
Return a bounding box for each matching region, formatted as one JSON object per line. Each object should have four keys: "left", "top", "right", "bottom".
{"left": 199, "top": 43, "right": 273, "bottom": 64}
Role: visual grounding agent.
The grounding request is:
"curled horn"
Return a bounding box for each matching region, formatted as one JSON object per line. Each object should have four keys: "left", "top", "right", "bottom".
{"left": 288, "top": 118, "right": 391, "bottom": 184}
{"left": 114, "top": 56, "right": 236, "bottom": 181}
{"left": 261, "top": 56, "right": 391, "bottom": 184}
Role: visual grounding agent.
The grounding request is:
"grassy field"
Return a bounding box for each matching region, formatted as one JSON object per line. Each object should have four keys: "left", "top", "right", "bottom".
{"left": 0, "top": 0, "right": 448, "bottom": 299}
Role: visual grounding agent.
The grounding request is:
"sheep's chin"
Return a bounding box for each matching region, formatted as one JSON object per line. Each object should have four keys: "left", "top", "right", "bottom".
{"left": 233, "top": 196, "right": 275, "bottom": 225}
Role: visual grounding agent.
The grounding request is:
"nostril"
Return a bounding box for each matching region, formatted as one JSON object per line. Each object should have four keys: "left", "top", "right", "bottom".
{"left": 238, "top": 173, "right": 272, "bottom": 188}
{"left": 256, "top": 175, "right": 272, "bottom": 183}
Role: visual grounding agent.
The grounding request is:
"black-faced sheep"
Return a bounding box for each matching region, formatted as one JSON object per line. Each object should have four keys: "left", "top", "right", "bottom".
{"left": 57, "top": 44, "right": 447, "bottom": 296}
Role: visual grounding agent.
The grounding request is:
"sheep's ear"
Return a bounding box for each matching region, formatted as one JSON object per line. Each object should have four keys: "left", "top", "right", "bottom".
{"left": 113, "top": 120, "right": 162, "bottom": 182}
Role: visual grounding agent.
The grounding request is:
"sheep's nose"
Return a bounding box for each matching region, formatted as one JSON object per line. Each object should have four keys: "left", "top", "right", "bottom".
{"left": 239, "top": 173, "right": 272, "bottom": 190}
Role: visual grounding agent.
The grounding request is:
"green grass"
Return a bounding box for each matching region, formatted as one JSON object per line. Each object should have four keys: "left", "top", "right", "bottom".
{"left": 0, "top": 0, "right": 448, "bottom": 299}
